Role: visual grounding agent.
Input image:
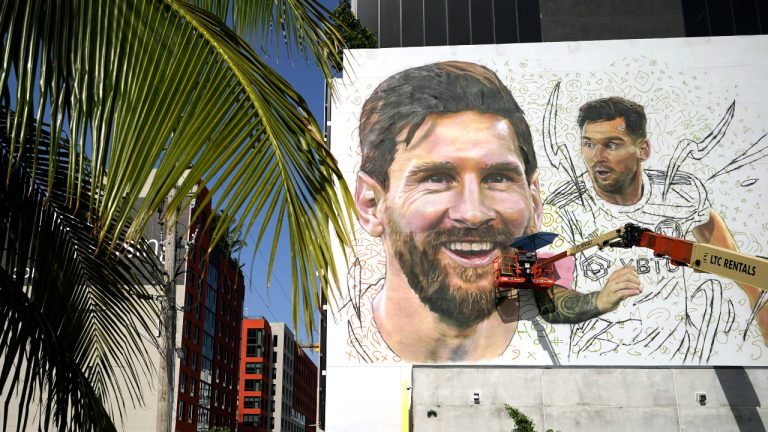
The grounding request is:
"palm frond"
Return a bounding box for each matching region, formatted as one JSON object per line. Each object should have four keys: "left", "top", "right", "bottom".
{"left": 226, "top": 0, "right": 345, "bottom": 82}
{"left": 0, "top": 107, "right": 164, "bottom": 431}
{"left": 1, "top": 0, "right": 355, "bottom": 338}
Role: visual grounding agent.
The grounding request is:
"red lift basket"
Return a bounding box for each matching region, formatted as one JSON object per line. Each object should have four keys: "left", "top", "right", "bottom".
{"left": 493, "top": 254, "right": 556, "bottom": 291}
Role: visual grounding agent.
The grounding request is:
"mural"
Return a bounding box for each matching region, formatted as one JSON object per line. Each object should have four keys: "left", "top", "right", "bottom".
{"left": 327, "top": 37, "right": 768, "bottom": 369}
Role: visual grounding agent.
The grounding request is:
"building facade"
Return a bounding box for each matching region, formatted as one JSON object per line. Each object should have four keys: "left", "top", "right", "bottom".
{"left": 268, "top": 323, "right": 318, "bottom": 432}
{"left": 238, "top": 317, "right": 274, "bottom": 432}
{"left": 238, "top": 319, "right": 318, "bottom": 432}
{"left": 352, "top": 0, "right": 766, "bottom": 47}
{"left": 174, "top": 187, "right": 246, "bottom": 432}
{"left": 5, "top": 175, "right": 247, "bottom": 431}
{"left": 292, "top": 347, "right": 318, "bottom": 432}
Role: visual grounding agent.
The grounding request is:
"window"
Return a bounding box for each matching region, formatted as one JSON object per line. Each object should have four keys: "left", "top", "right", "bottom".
{"left": 177, "top": 400, "right": 185, "bottom": 421}
{"left": 244, "top": 396, "right": 261, "bottom": 409}
{"left": 197, "top": 407, "right": 210, "bottom": 431}
{"left": 199, "top": 381, "right": 211, "bottom": 408}
{"left": 243, "top": 414, "right": 261, "bottom": 426}
{"left": 190, "top": 377, "right": 196, "bottom": 396}
{"left": 245, "top": 362, "right": 261, "bottom": 375}
{"left": 246, "top": 329, "right": 264, "bottom": 357}
{"left": 245, "top": 379, "right": 261, "bottom": 391}
{"left": 207, "top": 264, "right": 218, "bottom": 286}
{"left": 187, "top": 404, "right": 195, "bottom": 422}
{"left": 202, "top": 356, "right": 212, "bottom": 374}
{"left": 206, "top": 284, "right": 217, "bottom": 309}
{"left": 205, "top": 309, "right": 216, "bottom": 333}
{"left": 183, "top": 319, "right": 190, "bottom": 338}
{"left": 203, "top": 333, "right": 214, "bottom": 355}
{"left": 179, "top": 372, "right": 187, "bottom": 393}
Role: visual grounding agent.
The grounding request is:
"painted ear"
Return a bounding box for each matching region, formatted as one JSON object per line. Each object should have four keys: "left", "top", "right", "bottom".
{"left": 639, "top": 138, "right": 651, "bottom": 162}
{"left": 529, "top": 170, "right": 543, "bottom": 231}
{"left": 355, "top": 172, "right": 386, "bottom": 237}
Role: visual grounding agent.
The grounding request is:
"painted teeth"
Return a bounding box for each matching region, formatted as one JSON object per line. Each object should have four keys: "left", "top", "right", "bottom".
{"left": 447, "top": 242, "right": 493, "bottom": 252}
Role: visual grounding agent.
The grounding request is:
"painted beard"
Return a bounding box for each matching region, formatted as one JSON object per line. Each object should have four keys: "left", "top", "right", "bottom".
{"left": 590, "top": 161, "right": 641, "bottom": 195}
{"left": 387, "top": 217, "right": 535, "bottom": 327}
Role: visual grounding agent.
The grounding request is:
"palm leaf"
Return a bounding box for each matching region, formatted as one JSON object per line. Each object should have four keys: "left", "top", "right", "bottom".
{"left": 0, "top": 107, "right": 164, "bottom": 431}
{"left": 1, "top": 0, "right": 355, "bottom": 339}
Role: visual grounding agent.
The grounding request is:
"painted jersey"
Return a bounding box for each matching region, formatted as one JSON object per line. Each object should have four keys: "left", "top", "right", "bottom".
{"left": 543, "top": 169, "right": 755, "bottom": 364}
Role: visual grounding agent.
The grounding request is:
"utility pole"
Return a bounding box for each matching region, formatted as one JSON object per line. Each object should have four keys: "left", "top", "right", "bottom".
{"left": 156, "top": 196, "right": 178, "bottom": 432}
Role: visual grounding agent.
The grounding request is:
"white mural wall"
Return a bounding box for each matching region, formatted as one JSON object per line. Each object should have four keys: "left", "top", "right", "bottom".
{"left": 326, "top": 35, "right": 768, "bottom": 431}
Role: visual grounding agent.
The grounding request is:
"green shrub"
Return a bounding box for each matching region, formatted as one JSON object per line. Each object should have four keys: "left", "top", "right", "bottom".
{"left": 504, "top": 404, "right": 559, "bottom": 432}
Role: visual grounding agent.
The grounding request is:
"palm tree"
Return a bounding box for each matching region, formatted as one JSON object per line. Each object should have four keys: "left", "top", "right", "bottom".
{"left": 1, "top": 1, "right": 353, "bottom": 430}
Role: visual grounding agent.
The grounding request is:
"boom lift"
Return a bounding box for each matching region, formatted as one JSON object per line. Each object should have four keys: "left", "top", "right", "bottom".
{"left": 493, "top": 223, "right": 768, "bottom": 305}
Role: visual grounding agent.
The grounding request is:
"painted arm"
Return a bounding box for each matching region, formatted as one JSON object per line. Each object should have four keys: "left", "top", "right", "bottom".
{"left": 692, "top": 210, "right": 768, "bottom": 344}
{"left": 539, "top": 267, "right": 641, "bottom": 324}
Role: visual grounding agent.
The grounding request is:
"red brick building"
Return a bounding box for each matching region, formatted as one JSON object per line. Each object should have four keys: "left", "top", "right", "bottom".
{"left": 175, "top": 188, "right": 245, "bottom": 432}
{"left": 238, "top": 317, "right": 274, "bottom": 432}
{"left": 293, "top": 347, "right": 318, "bottom": 432}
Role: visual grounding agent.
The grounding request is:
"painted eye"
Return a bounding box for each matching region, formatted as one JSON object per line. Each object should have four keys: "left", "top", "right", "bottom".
{"left": 483, "top": 174, "right": 513, "bottom": 184}
{"left": 425, "top": 174, "right": 451, "bottom": 184}
{"left": 582, "top": 140, "right": 594, "bottom": 149}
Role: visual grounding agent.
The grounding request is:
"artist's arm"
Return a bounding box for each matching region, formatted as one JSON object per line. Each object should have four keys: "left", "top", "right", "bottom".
{"left": 693, "top": 210, "right": 768, "bottom": 343}
{"left": 540, "top": 266, "right": 641, "bottom": 324}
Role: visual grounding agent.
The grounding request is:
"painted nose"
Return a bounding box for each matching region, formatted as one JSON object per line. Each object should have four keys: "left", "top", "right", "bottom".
{"left": 592, "top": 145, "right": 609, "bottom": 161}
{"left": 448, "top": 181, "right": 495, "bottom": 228}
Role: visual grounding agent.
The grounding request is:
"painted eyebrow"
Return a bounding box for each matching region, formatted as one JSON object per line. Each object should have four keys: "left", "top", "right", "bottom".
{"left": 582, "top": 134, "right": 630, "bottom": 143}
{"left": 482, "top": 161, "right": 525, "bottom": 179}
{"left": 404, "top": 161, "right": 525, "bottom": 180}
{"left": 404, "top": 161, "right": 457, "bottom": 180}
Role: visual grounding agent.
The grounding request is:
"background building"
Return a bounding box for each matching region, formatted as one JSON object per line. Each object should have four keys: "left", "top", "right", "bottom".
{"left": 98, "top": 177, "right": 246, "bottom": 432}
{"left": 269, "top": 323, "right": 318, "bottom": 432}
{"left": 166, "top": 186, "right": 246, "bottom": 432}
{"left": 352, "top": 0, "right": 766, "bottom": 47}
{"left": 293, "top": 343, "right": 318, "bottom": 432}
{"left": 5, "top": 174, "right": 248, "bottom": 431}
{"left": 239, "top": 317, "right": 274, "bottom": 432}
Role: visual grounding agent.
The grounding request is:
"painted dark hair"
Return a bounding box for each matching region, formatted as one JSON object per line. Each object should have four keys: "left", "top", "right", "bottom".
{"left": 358, "top": 61, "right": 536, "bottom": 189}
{"left": 577, "top": 96, "right": 647, "bottom": 139}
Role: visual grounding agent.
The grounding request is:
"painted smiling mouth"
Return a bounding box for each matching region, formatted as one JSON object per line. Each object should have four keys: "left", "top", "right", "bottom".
{"left": 444, "top": 241, "right": 496, "bottom": 258}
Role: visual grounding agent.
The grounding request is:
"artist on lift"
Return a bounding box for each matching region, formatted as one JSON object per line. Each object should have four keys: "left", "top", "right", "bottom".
{"left": 493, "top": 223, "right": 768, "bottom": 313}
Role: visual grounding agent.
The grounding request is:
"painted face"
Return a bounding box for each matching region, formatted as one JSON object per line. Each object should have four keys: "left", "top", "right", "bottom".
{"left": 381, "top": 111, "right": 541, "bottom": 326}
{"left": 580, "top": 117, "right": 645, "bottom": 198}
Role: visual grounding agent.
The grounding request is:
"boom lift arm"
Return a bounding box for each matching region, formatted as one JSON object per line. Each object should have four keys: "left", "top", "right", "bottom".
{"left": 494, "top": 223, "right": 768, "bottom": 297}
{"left": 539, "top": 223, "right": 768, "bottom": 291}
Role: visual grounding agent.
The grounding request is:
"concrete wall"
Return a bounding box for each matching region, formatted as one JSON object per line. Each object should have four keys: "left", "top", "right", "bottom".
{"left": 412, "top": 366, "right": 768, "bottom": 432}
{"left": 540, "top": 0, "right": 685, "bottom": 41}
